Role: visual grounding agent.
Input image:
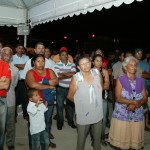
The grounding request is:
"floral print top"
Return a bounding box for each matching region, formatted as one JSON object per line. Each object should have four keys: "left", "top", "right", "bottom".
{"left": 112, "top": 76, "right": 144, "bottom": 122}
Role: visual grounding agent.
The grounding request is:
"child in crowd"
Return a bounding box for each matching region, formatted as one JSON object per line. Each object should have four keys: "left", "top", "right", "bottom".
{"left": 27, "top": 88, "right": 49, "bottom": 150}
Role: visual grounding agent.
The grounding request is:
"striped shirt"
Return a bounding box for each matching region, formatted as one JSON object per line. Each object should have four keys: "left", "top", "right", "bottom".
{"left": 54, "top": 61, "right": 76, "bottom": 88}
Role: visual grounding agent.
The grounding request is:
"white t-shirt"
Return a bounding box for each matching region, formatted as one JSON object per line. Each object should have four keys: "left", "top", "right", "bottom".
{"left": 27, "top": 101, "right": 48, "bottom": 135}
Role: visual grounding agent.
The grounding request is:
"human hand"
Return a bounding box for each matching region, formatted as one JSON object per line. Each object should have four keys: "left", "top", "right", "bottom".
{"left": 38, "top": 98, "right": 43, "bottom": 104}
{"left": 45, "top": 101, "right": 48, "bottom": 107}
{"left": 35, "top": 99, "right": 40, "bottom": 107}
{"left": 0, "top": 76, "right": 6, "bottom": 82}
{"left": 132, "top": 100, "right": 139, "bottom": 106}
{"left": 49, "top": 86, "right": 56, "bottom": 90}
{"left": 127, "top": 104, "right": 136, "bottom": 111}
{"left": 135, "top": 100, "right": 143, "bottom": 108}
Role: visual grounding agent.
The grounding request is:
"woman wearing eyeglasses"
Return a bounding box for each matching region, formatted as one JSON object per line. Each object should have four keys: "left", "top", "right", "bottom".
{"left": 108, "top": 56, "right": 147, "bottom": 150}
{"left": 67, "top": 56, "right": 103, "bottom": 150}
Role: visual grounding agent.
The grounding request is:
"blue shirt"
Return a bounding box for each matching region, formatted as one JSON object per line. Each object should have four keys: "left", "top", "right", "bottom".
{"left": 137, "top": 60, "right": 150, "bottom": 96}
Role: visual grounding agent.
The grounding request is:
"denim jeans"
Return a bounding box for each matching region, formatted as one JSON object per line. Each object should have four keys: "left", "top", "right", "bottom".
{"left": 56, "top": 87, "right": 75, "bottom": 128}
{"left": 31, "top": 130, "right": 49, "bottom": 150}
{"left": 28, "top": 105, "right": 54, "bottom": 149}
{"left": 0, "top": 98, "right": 7, "bottom": 150}
{"left": 28, "top": 122, "right": 32, "bottom": 149}
{"left": 44, "top": 105, "right": 54, "bottom": 140}
{"left": 101, "top": 99, "right": 108, "bottom": 139}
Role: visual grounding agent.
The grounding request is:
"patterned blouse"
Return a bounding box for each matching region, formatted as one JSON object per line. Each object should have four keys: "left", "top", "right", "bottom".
{"left": 112, "top": 75, "right": 144, "bottom": 122}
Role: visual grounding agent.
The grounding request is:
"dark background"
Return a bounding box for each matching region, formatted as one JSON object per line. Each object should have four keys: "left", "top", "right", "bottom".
{"left": 0, "top": 0, "right": 150, "bottom": 55}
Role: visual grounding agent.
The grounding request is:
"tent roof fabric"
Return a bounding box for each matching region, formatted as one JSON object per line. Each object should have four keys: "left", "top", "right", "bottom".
{"left": 0, "top": 0, "right": 48, "bottom": 9}
{"left": 0, "top": 0, "right": 143, "bottom": 27}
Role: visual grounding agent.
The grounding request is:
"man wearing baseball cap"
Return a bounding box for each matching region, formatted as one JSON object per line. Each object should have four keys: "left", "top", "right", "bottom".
{"left": 52, "top": 46, "right": 74, "bottom": 63}
{"left": 54, "top": 48, "right": 76, "bottom": 130}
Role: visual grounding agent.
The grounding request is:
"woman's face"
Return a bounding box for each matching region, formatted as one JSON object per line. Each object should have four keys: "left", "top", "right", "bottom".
{"left": 125, "top": 59, "right": 137, "bottom": 74}
{"left": 34, "top": 56, "right": 45, "bottom": 70}
{"left": 78, "top": 58, "right": 91, "bottom": 72}
{"left": 93, "top": 56, "right": 103, "bottom": 69}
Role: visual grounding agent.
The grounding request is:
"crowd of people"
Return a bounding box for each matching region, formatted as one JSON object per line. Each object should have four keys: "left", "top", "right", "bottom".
{"left": 0, "top": 41, "right": 150, "bottom": 150}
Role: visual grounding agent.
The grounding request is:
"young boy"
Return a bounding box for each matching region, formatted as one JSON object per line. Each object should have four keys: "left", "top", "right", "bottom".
{"left": 27, "top": 88, "right": 49, "bottom": 150}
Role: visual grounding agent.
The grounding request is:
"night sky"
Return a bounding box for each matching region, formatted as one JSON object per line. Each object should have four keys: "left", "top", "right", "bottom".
{"left": 0, "top": 0, "right": 150, "bottom": 53}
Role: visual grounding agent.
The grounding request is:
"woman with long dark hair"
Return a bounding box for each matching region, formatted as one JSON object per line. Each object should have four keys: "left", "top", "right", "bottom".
{"left": 92, "top": 54, "right": 110, "bottom": 146}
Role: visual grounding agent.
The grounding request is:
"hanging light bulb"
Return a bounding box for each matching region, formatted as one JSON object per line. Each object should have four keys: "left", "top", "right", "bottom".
{"left": 92, "top": 34, "right": 95, "bottom": 38}
{"left": 64, "top": 35, "right": 67, "bottom": 39}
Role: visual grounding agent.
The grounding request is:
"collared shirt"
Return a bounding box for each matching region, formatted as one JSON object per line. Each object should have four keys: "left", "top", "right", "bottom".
{"left": 21, "top": 58, "right": 55, "bottom": 79}
{"left": 7, "top": 63, "right": 19, "bottom": 107}
{"left": 12, "top": 54, "right": 29, "bottom": 80}
{"left": 0, "top": 60, "right": 11, "bottom": 96}
{"left": 54, "top": 61, "right": 76, "bottom": 88}
{"left": 27, "top": 101, "right": 48, "bottom": 135}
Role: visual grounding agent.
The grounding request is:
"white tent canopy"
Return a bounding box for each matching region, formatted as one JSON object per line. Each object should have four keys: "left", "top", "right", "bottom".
{"left": 0, "top": 0, "right": 142, "bottom": 27}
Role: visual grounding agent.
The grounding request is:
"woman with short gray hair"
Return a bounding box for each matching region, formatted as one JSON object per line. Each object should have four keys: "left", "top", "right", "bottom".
{"left": 122, "top": 56, "right": 138, "bottom": 68}
{"left": 109, "top": 56, "right": 147, "bottom": 150}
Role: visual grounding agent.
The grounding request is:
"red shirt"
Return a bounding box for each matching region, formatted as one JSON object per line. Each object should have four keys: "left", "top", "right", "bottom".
{"left": 0, "top": 60, "right": 11, "bottom": 96}
{"left": 30, "top": 68, "right": 51, "bottom": 101}
{"left": 102, "top": 58, "right": 108, "bottom": 69}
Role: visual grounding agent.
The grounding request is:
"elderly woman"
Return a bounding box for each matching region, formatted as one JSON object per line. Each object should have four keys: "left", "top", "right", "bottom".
{"left": 108, "top": 56, "right": 147, "bottom": 150}
{"left": 67, "top": 56, "right": 103, "bottom": 150}
{"left": 25, "top": 54, "right": 58, "bottom": 149}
